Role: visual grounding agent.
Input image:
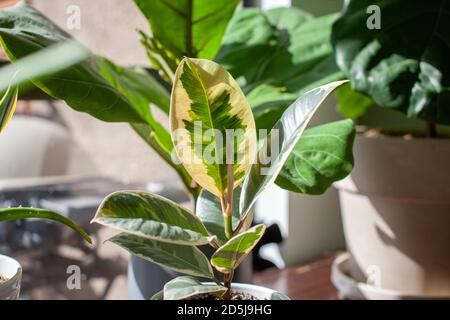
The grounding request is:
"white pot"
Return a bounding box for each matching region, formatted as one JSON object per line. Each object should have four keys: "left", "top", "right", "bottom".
{"left": 335, "top": 134, "right": 450, "bottom": 297}
{"left": 0, "top": 254, "right": 22, "bottom": 300}
{"left": 153, "top": 283, "right": 290, "bottom": 300}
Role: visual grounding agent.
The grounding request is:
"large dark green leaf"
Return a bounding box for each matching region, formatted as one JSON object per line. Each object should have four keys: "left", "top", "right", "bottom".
{"left": 0, "top": 1, "right": 158, "bottom": 123}
{"left": 332, "top": 0, "right": 450, "bottom": 124}
{"left": 239, "top": 81, "right": 347, "bottom": 223}
{"left": 163, "top": 276, "right": 226, "bottom": 300}
{"left": 276, "top": 119, "right": 355, "bottom": 194}
{"left": 211, "top": 224, "right": 266, "bottom": 273}
{"left": 0, "top": 207, "right": 91, "bottom": 243}
{"left": 93, "top": 191, "right": 213, "bottom": 245}
{"left": 110, "top": 233, "right": 214, "bottom": 279}
{"left": 0, "top": 41, "right": 89, "bottom": 94}
{"left": 134, "top": 0, "right": 240, "bottom": 59}
{"left": 218, "top": 9, "right": 341, "bottom": 90}
{"left": 196, "top": 189, "right": 241, "bottom": 244}
{"left": 218, "top": 8, "right": 344, "bottom": 131}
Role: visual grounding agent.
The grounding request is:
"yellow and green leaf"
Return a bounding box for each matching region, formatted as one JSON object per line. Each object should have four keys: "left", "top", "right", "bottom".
{"left": 211, "top": 224, "right": 266, "bottom": 273}
{"left": 0, "top": 84, "right": 18, "bottom": 133}
{"left": 170, "top": 58, "right": 256, "bottom": 197}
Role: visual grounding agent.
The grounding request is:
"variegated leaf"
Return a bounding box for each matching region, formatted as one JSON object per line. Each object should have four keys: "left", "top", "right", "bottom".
{"left": 0, "top": 84, "right": 18, "bottom": 133}
{"left": 170, "top": 58, "right": 256, "bottom": 197}
{"left": 93, "top": 191, "right": 213, "bottom": 246}
{"left": 163, "top": 276, "right": 227, "bottom": 300}
{"left": 239, "top": 81, "right": 348, "bottom": 225}
{"left": 196, "top": 188, "right": 241, "bottom": 244}
{"left": 211, "top": 224, "right": 266, "bottom": 273}
{"left": 110, "top": 233, "right": 214, "bottom": 279}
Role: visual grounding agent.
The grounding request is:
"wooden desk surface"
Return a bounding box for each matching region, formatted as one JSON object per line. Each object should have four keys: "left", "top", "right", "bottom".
{"left": 253, "top": 255, "right": 341, "bottom": 300}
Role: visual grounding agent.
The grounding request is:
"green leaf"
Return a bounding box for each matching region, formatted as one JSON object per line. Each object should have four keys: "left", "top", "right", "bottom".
{"left": 246, "top": 84, "right": 297, "bottom": 132}
{"left": 218, "top": 9, "right": 344, "bottom": 132}
{"left": 0, "top": 1, "right": 148, "bottom": 123}
{"left": 332, "top": 0, "right": 450, "bottom": 124}
{"left": 134, "top": 0, "right": 240, "bottom": 59}
{"left": 218, "top": 9, "right": 341, "bottom": 91}
{"left": 240, "top": 81, "right": 348, "bottom": 220}
{"left": 335, "top": 84, "right": 373, "bottom": 119}
{"left": 93, "top": 191, "right": 212, "bottom": 246}
{"left": 211, "top": 224, "right": 266, "bottom": 273}
{"left": 0, "top": 83, "right": 18, "bottom": 133}
{"left": 0, "top": 40, "right": 89, "bottom": 95}
{"left": 95, "top": 57, "right": 173, "bottom": 153}
{"left": 196, "top": 188, "right": 241, "bottom": 244}
{"left": 0, "top": 207, "right": 91, "bottom": 243}
{"left": 275, "top": 119, "right": 355, "bottom": 195}
{"left": 171, "top": 58, "right": 256, "bottom": 197}
{"left": 110, "top": 233, "right": 214, "bottom": 279}
{"left": 163, "top": 276, "right": 226, "bottom": 300}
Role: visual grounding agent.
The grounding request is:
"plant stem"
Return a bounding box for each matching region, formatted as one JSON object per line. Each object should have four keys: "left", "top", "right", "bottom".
{"left": 223, "top": 270, "right": 234, "bottom": 299}
{"left": 426, "top": 122, "right": 437, "bottom": 138}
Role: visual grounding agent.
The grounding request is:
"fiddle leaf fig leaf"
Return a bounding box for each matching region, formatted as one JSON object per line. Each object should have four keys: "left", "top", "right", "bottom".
{"left": 211, "top": 224, "right": 266, "bottom": 273}
{"left": 163, "top": 276, "right": 227, "bottom": 300}
{"left": 170, "top": 58, "right": 256, "bottom": 197}
{"left": 109, "top": 234, "right": 214, "bottom": 279}
{"left": 133, "top": 0, "right": 240, "bottom": 59}
{"left": 196, "top": 188, "right": 241, "bottom": 244}
{"left": 93, "top": 191, "right": 213, "bottom": 246}
{"left": 332, "top": 0, "right": 450, "bottom": 124}
{"left": 276, "top": 119, "right": 355, "bottom": 195}
{"left": 0, "top": 83, "right": 18, "bottom": 133}
{"left": 335, "top": 84, "right": 373, "bottom": 119}
{"left": 0, "top": 207, "right": 91, "bottom": 243}
{"left": 240, "top": 81, "right": 347, "bottom": 222}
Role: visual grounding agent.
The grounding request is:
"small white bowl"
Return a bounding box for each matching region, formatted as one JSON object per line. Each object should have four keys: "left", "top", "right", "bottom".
{"left": 331, "top": 253, "right": 449, "bottom": 300}
{"left": 0, "top": 254, "right": 22, "bottom": 300}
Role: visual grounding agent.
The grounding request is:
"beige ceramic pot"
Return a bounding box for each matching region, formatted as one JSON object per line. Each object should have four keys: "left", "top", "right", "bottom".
{"left": 335, "top": 134, "right": 450, "bottom": 297}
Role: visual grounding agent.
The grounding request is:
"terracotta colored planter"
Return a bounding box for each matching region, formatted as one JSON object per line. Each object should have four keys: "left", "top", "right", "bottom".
{"left": 335, "top": 134, "right": 450, "bottom": 297}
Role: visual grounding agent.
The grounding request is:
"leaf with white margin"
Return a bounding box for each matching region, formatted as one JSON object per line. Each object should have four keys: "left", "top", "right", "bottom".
{"left": 239, "top": 81, "right": 348, "bottom": 225}
{"left": 109, "top": 233, "right": 214, "bottom": 279}
{"left": 211, "top": 224, "right": 266, "bottom": 273}
{"left": 93, "top": 191, "right": 214, "bottom": 246}
{"left": 170, "top": 57, "right": 256, "bottom": 197}
{"left": 163, "top": 276, "right": 227, "bottom": 300}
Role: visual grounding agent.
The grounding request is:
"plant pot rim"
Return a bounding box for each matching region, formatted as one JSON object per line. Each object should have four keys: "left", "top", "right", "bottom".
{"left": 206, "top": 282, "right": 290, "bottom": 300}
{"left": 153, "top": 282, "right": 290, "bottom": 300}
{"left": 0, "top": 254, "right": 22, "bottom": 299}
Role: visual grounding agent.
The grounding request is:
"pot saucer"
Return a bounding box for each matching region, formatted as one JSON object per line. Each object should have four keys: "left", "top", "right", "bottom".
{"left": 331, "top": 253, "right": 450, "bottom": 300}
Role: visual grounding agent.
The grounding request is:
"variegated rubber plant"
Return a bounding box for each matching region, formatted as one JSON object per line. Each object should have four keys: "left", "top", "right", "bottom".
{"left": 92, "top": 57, "right": 349, "bottom": 300}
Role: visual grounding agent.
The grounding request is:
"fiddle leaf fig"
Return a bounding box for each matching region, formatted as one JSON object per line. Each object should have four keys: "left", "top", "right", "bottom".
{"left": 276, "top": 119, "right": 355, "bottom": 195}
{"left": 134, "top": 0, "right": 240, "bottom": 59}
{"left": 332, "top": 0, "right": 450, "bottom": 124}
